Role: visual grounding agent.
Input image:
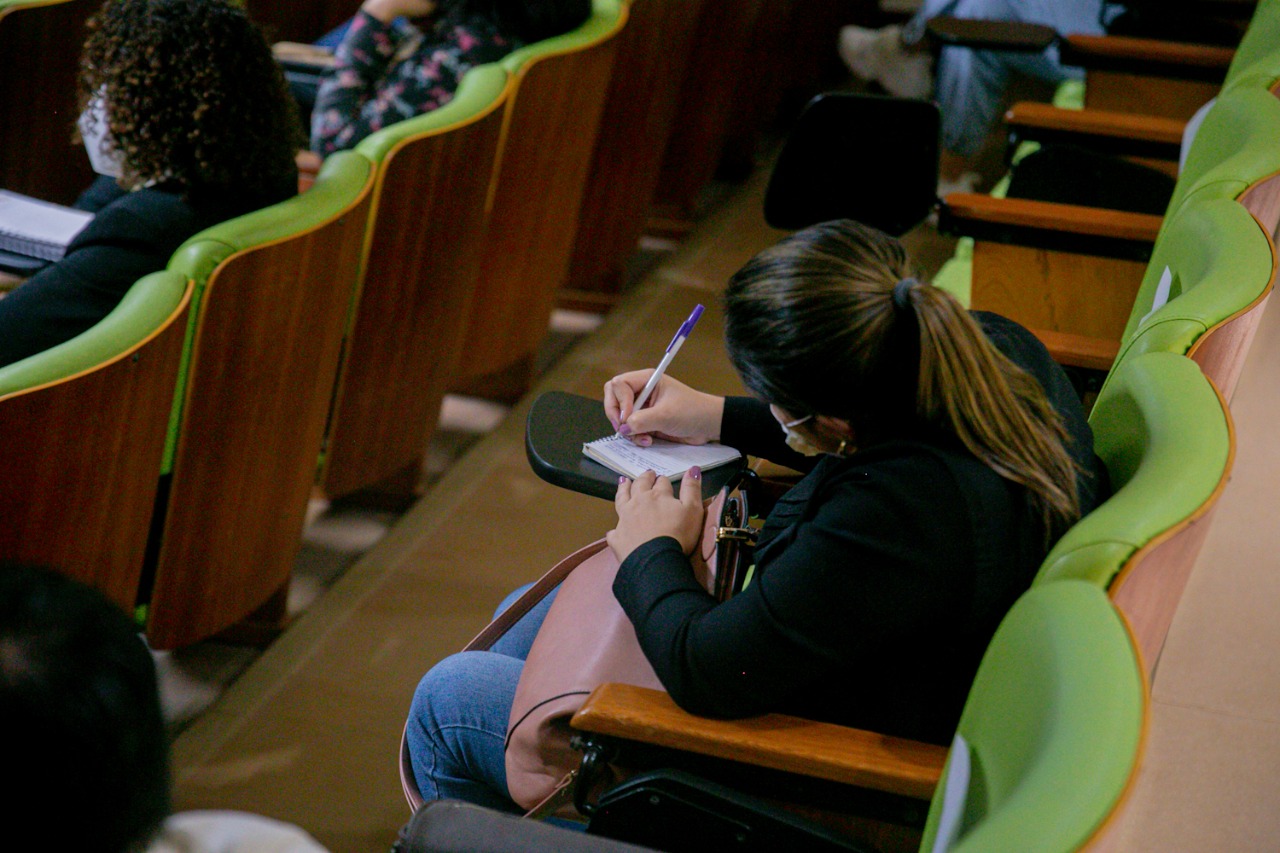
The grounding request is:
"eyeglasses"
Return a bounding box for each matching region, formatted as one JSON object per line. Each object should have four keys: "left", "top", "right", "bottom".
{"left": 782, "top": 414, "right": 812, "bottom": 429}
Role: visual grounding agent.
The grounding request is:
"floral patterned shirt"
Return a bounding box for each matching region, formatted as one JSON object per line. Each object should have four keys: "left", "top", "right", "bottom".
{"left": 310, "top": 11, "right": 515, "bottom": 155}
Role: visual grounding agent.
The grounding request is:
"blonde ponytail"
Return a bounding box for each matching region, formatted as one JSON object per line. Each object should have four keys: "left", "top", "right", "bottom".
{"left": 905, "top": 283, "right": 1081, "bottom": 540}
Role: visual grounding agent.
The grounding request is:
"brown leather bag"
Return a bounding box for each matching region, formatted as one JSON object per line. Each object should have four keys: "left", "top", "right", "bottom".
{"left": 499, "top": 484, "right": 753, "bottom": 815}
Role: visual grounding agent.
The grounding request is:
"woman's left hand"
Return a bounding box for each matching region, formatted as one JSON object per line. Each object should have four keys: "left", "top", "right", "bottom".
{"left": 607, "top": 469, "right": 705, "bottom": 564}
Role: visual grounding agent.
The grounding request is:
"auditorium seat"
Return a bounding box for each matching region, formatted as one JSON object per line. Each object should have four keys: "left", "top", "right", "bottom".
{"left": 144, "top": 150, "right": 375, "bottom": 649}
{"left": 452, "top": 0, "right": 627, "bottom": 401}
{"left": 1000, "top": 1, "right": 1280, "bottom": 181}
{"left": 319, "top": 63, "right": 511, "bottom": 500}
{"left": 941, "top": 78, "right": 1280, "bottom": 359}
{"left": 0, "top": 269, "right": 190, "bottom": 612}
{"left": 560, "top": 0, "right": 711, "bottom": 311}
{"left": 1038, "top": 351, "right": 1232, "bottom": 681}
{"left": 518, "top": 581, "right": 1144, "bottom": 853}
{"left": 1105, "top": 195, "right": 1274, "bottom": 401}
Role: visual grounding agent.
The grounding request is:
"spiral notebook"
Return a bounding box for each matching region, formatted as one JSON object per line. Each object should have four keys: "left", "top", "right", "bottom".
{"left": 0, "top": 190, "right": 94, "bottom": 263}
{"left": 583, "top": 434, "right": 741, "bottom": 480}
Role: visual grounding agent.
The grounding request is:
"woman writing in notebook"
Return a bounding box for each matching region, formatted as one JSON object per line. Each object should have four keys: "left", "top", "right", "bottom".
{"left": 0, "top": 0, "right": 299, "bottom": 368}
{"left": 406, "top": 219, "right": 1106, "bottom": 809}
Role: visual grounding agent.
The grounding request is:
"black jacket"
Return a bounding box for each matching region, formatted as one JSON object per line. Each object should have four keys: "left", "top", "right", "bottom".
{"left": 0, "top": 176, "right": 291, "bottom": 368}
{"left": 613, "top": 312, "right": 1108, "bottom": 744}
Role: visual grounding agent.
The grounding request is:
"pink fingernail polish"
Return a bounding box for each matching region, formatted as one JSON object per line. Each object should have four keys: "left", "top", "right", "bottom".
{"left": 689, "top": 466, "right": 702, "bottom": 480}
{"left": 619, "top": 476, "right": 627, "bottom": 484}
{"left": 619, "top": 423, "right": 632, "bottom": 436}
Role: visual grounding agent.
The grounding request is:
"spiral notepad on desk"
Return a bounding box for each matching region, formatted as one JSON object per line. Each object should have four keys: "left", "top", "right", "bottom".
{"left": 0, "top": 190, "right": 94, "bottom": 263}
{"left": 582, "top": 434, "right": 741, "bottom": 480}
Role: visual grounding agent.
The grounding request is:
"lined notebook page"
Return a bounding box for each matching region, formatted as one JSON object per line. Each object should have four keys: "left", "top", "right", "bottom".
{"left": 583, "top": 435, "right": 740, "bottom": 479}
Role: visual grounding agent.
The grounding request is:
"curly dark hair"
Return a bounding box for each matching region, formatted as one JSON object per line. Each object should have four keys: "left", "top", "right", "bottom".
{"left": 78, "top": 0, "right": 301, "bottom": 201}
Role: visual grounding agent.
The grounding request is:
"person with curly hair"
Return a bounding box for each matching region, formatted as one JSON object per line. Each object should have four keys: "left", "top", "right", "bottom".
{"left": 0, "top": 0, "right": 301, "bottom": 368}
{"left": 309, "top": 0, "right": 590, "bottom": 156}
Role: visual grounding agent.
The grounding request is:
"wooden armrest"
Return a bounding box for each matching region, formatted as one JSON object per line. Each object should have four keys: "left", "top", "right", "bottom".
{"left": 1033, "top": 328, "right": 1120, "bottom": 372}
{"left": 1006, "top": 102, "right": 1187, "bottom": 147}
{"left": 272, "top": 41, "right": 336, "bottom": 70}
{"left": 571, "top": 683, "right": 947, "bottom": 800}
{"left": 1062, "top": 34, "right": 1233, "bottom": 81}
{"left": 926, "top": 15, "right": 1057, "bottom": 52}
{"left": 940, "top": 193, "right": 1163, "bottom": 242}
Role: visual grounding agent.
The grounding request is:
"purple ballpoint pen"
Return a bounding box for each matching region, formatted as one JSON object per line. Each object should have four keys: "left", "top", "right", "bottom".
{"left": 621, "top": 304, "right": 704, "bottom": 432}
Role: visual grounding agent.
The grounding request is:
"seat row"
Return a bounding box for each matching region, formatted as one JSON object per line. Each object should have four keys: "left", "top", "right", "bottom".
{"left": 422, "top": 6, "right": 1280, "bottom": 849}
{"left": 0, "top": 0, "right": 791, "bottom": 648}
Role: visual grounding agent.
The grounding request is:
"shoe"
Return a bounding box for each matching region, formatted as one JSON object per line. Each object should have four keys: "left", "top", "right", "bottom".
{"left": 838, "top": 24, "right": 934, "bottom": 99}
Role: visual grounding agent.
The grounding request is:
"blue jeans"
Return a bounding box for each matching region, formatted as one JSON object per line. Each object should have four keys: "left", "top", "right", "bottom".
{"left": 406, "top": 584, "right": 557, "bottom": 811}
{"left": 904, "top": 0, "right": 1105, "bottom": 155}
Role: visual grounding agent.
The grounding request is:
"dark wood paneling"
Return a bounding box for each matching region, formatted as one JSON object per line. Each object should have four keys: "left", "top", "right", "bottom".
{"left": 146, "top": 175, "right": 375, "bottom": 649}
{"left": 0, "top": 0, "right": 96, "bottom": 205}
{"left": 244, "top": 0, "right": 353, "bottom": 43}
{"left": 322, "top": 96, "right": 509, "bottom": 498}
{"left": 561, "top": 0, "right": 711, "bottom": 307}
{"left": 0, "top": 284, "right": 190, "bottom": 612}
{"left": 455, "top": 26, "right": 624, "bottom": 398}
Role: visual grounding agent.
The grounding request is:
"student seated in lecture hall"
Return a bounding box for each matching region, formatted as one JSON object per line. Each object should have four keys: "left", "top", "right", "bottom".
{"left": 0, "top": 0, "right": 299, "bottom": 369}
{"left": 307, "top": 0, "right": 591, "bottom": 156}
{"left": 404, "top": 219, "right": 1110, "bottom": 811}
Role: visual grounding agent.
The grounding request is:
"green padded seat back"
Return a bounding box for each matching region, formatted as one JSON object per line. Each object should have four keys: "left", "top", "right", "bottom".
{"left": 500, "top": 0, "right": 624, "bottom": 76}
{"left": 1117, "top": 195, "right": 1275, "bottom": 352}
{"left": 0, "top": 269, "right": 187, "bottom": 396}
{"left": 1167, "top": 85, "right": 1280, "bottom": 215}
{"left": 919, "top": 581, "right": 1144, "bottom": 853}
{"left": 161, "top": 150, "right": 373, "bottom": 472}
{"left": 356, "top": 62, "right": 509, "bottom": 165}
{"left": 1225, "top": 0, "right": 1280, "bottom": 85}
{"left": 1037, "top": 352, "right": 1231, "bottom": 589}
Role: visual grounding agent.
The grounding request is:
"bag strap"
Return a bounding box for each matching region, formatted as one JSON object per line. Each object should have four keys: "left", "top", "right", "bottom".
{"left": 468, "top": 473, "right": 758, "bottom": 653}
{"left": 463, "top": 540, "right": 609, "bottom": 652}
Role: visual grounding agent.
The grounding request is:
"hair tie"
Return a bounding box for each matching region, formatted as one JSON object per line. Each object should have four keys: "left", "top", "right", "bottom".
{"left": 892, "top": 278, "right": 918, "bottom": 311}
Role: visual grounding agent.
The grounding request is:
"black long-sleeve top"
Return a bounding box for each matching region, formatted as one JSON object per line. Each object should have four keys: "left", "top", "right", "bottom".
{"left": 613, "top": 312, "right": 1107, "bottom": 744}
{"left": 0, "top": 175, "right": 294, "bottom": 369}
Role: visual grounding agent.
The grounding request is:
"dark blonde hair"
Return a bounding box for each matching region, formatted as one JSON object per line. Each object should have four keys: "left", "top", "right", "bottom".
{"left": 724, "top": 220, "right": 1081, "bottom": 541}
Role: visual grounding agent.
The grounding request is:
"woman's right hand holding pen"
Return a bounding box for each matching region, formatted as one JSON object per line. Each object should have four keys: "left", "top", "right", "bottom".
{"left": 604, "top": 371, "right": 724, "bottom": 447}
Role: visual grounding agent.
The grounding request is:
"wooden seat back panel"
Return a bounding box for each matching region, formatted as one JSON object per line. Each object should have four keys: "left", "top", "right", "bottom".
{"left": 0, "top": 290, "right": 190, "bottom": 611}
{"left": 562, "top": 0, "right": 711, "bottom": 309}
{"left": 457, "top": 34, "right": 622, "bottom": 395}
{"left": 322, "top": 99, "right": 508, "bottom": 497}
{"left": 147, "top": 189, "right": 374, "bottom": 649}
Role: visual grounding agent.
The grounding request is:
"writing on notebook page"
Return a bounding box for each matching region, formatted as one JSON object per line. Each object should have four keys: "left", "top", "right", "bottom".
{"left": 583, "top": 434, "right": 740, "bottom": 480}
